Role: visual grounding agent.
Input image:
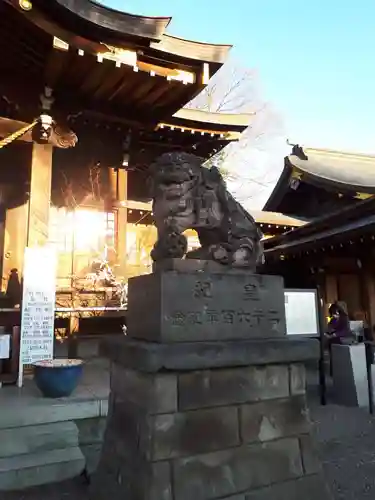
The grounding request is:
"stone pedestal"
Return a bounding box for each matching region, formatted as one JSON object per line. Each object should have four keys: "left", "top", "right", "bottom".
{"left": 91, "top": 261, "right": 331, "bottom": 500}
{"left": 127, "top": 262, "right": 286, "bottom": 342}
{"left": 332, "top": 343, "right": 372, "bottom": 407}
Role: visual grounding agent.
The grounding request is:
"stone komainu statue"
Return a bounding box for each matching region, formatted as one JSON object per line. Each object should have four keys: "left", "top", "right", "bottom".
{"left": 149, "top": 152, "right": 264, "bottom": 270}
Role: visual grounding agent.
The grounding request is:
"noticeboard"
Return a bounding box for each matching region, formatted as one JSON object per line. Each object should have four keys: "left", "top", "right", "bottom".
{"left": 19, "top": 247, "right": 57, "bottom": 372}
{"left": 284, "top": 289, "right": 319, "bottom": 336}
{"left": 0, "top": 334, "right": 10, "bottom": 359}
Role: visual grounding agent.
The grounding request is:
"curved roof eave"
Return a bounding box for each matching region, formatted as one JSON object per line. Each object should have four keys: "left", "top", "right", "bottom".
{"left": 262, "top": 163, "right": 292, "bottom": 211}
{"left": 151, "top": 34, "right": 232, "bottom": 65}
{"left": 172, "top": 108, "right": 253, "bottom": 132}
{"left": 16, "top": 1, "right": 232, "bottom": 63}
{"left": 32, "top": 0, "right": 171, "bottom": 41}
{"left": 264, "top": 197, "right": 375, "bottom": 255}
{"left": 250, "top": 210, "right": 306, "bottom": 227}
{"left": 288, "top": 150, "right": 375, "bottom": 194}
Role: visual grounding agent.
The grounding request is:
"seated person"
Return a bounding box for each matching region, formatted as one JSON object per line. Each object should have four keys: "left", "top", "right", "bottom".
{"left": 326, "top": 302, "right": 352, "bottom": 374}
{"left": 326, "top": 302, "right": 351, "bottom": 341}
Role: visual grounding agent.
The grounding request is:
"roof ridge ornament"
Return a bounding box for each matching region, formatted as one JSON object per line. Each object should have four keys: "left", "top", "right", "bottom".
{"left": 286, "top": 139, "right": 308, "bottom": 160}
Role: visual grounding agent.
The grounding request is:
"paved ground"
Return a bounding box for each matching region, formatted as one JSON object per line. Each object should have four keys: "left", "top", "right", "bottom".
{"left": 2, "top": 371, "right": 375, "bottom": 500}
{"left": 308, "top": 379, "right": 375, "bottom": 500}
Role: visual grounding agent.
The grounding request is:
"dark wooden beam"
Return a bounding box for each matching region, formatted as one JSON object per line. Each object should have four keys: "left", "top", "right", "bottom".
{"left": 0, "top": 72, "right": 149, "bottom": 127}
{"left": 92, "top": 66, "right": 127, "bottom": 101}
{"left": 44, "top": 47, "right": 69, "bottom": 89}
{"left": 141, "top": 82, "right": 173, "bottom": 107}
{"left": 0, "top": 75, "right": 42, "bottom": 122}
{"left": 0, "top": 117, "right": 33, "bottom": 142}
{"left": 107, "top": 77, "right": 141, "bottom": 103}
{"left": 56, "top": 93, "right": 159, "bottom": 128}
{"left": 155, "top": 83, "right": 205, "bottom": 121}
{"left": 79, "top": 59, "right": 114, "bottom": 95}
{"left": 72, "top": 110, "right": 146, "bottom": 129}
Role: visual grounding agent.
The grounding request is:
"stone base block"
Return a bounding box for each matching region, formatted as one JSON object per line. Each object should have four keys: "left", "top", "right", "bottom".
{"left": 152, "top": 258, "right": 256, "bottom": 275}
{"left": 127, "top": 270, "right": 286, "bottom": 342}
{"left": 332, "top": 344, "right": 369, "bottom": 407}
{"left": 92, "top": 336, "right": 330, "bottom": 500}
{"left": 100, "top": 336, "right": 320, "bottom": 372}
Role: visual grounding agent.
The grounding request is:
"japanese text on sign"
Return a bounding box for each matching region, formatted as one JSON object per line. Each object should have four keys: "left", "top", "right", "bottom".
{"left": 20, "top": 247, "right": 57, "bottom": 365}
{"left": 168, "top": 308, "right": 281, "bottom": 329}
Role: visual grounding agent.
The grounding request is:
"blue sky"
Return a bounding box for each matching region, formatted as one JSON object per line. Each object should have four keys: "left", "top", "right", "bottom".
{"left": 103, "top": 1, "right": 375, "bottom": 205}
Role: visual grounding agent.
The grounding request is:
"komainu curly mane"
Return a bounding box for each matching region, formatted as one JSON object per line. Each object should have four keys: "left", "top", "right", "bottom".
{"left": 149, "top": 152, "right": 264, "bottom": 270}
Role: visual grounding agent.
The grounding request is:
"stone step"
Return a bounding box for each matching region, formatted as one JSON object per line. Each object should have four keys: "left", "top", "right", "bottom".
{"left": 55, "top": 336, "right": 121, "bottom": 360}
{"left": 0, "top": 421, "right": 79, "bottom": 458}
{"left": 0, "top": 447, "right": 85, "bottom": 491}
{"left": 0, "top": 396, "right": 104, "bottom": 429}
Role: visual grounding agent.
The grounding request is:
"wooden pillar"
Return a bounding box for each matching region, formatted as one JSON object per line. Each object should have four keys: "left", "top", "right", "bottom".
{"left": 110, "top": 168, "right": 128, "bottom": 279}
{"left": 2, "top": 205, "right": 28, "bottom": 292}
{"left": 2, "top": 143, "right": 53, "bottom": 290}
{"left": 27, "top": 143, "right": 53, "bottom": 247}
{"left": 361, "top": 262, "right": 375, "bottom": 337}
{"left": 324, "top": 274, "right": 338, "bottom": 318}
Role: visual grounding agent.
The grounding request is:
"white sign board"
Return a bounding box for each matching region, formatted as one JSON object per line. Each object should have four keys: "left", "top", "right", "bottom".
{"left": 284, "top": 289, "right": 319, "bottom": 336}
{"left": 187, "top": 235, "right": 200, "bottom": 252}
{"left": 19, "top": 247, "right": 57, "bottom": 385}
{"left": 0, "top": 334, "right": 10, "bottom": 359}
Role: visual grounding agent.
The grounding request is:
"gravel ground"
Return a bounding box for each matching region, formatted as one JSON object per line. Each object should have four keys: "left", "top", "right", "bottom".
{"left": 308, "top": 381, "right": 375, "bottom": 500}
{"left": 2, "top": 375, "right": 375, "bottom": 500}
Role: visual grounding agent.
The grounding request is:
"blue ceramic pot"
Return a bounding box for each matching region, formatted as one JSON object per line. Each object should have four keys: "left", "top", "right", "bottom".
{"left": 33, "top": 359, "right": 84, "bottom": 398}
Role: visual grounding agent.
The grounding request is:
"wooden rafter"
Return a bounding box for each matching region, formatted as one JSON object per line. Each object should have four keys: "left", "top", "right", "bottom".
{"left": 0, "top": 117, "right": 33, "bottom": 142}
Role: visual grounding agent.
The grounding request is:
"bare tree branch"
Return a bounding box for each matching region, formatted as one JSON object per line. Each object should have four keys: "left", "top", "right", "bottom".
{"left": 186, "top": 59, "right": 278, "bottom": 151}
{"left": 186, "top": 62, "right": 259, "bottom": 114}
{"left": 185, "top": 58, "right": 284, "bottom": 204}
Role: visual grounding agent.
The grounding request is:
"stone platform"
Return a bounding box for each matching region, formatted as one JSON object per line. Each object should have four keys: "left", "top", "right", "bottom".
{"left": 0, "top": 359, "right": 109, "bottom": 491}
{"left": 95, "top": 337, "right": 329, "bottom": 500}
{"left": 92, "top": 262, "right": 332, "bottom": 500}
{"left": 128, "top": 264, "right": 286, "bottom": 342}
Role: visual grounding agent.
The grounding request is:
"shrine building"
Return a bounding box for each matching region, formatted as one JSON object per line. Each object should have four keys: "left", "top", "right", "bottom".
{"left": 263, "top": 145, "right": 375, "bottom": 330}
{"left": 0, "top": 0, "right": 301, "bottom": 298}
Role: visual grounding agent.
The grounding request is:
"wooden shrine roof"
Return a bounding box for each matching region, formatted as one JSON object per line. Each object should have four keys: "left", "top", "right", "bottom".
{"left": 170, "top": 109, "right": 252, "bottom": 131}
{"left": 29, "top": 0, "right": 172, "bottom": 43}
{"left": 120, "top": 200, "right": 304, "bottom": 231}
{"left": 250, "top": 210, "right": 306, "bottom": 229}
{"left": 264, "top": 197, "right": 375, "bottom": 256}
{"left": 0, "top": 106, "right": 252, "bottom": 161}
{"left": 0, "top": 1, "right": 232, "bottom": 126}
{"left": 263, "top": 147, "right": 375, "bottom": 214}
{"left": 160, "top": 108, "right": 252, "bottom": 139}
{"left": 23, "top": 0, "right": 231, "bottom": 62}
{"left": 131, "top": 108, "right": 254, "bottom": 160}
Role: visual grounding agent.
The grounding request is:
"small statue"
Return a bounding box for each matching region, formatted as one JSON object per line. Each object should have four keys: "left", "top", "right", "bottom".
{"left": 149, "top": 152, "right": 264, "bottom": 270}
{"left": 50, "top": 124, "right": 78, "bottom": 149}
{"left": 287, "top": 140, "right": 308, "bottom": 160}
